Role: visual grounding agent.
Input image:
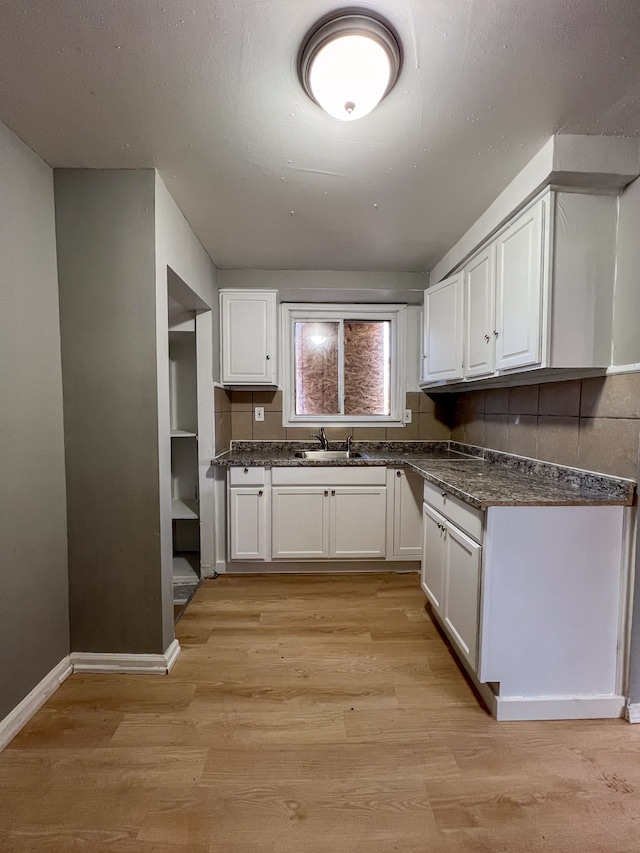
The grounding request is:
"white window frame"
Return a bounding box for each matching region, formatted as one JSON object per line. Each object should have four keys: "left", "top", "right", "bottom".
{"left": 280, "top": 303, "right": 407, "bottom": 427}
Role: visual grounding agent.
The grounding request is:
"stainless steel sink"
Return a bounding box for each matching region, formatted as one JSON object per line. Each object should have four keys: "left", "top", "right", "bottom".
{"left": 293, "top": 450, "right": 367, "bottom": 460}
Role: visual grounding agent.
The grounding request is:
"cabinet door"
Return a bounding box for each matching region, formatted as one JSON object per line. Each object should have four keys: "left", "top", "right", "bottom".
{"left": 495, "top": 199, "right": 545, "bottom": 371}
{"left": 330, "top": 487, "right": 387, "bottom": 558}
{"left": 272, "top": 487, "right": 329, "bottom": 559}
{"left": 421, "top": 504, "right": 446, "bottom": 611}
{"left": 221, "top": 290, "right": 277, "bottom": 384}
{"left": 464, "top": 245, "right": 496, "bottom": 379}
{"left": 443, "top": 522, "right": 481, "bottom": 669}
{"left": 422, "top": 274, "right": 464, "bottom": 383}
{"left": 228, "top": 487, "right": 268, "bottom": 560}
{"left": 392, "top": 469, "right": 423, "bottom": 557}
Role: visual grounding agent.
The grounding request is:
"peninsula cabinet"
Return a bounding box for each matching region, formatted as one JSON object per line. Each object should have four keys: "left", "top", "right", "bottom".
{"left": 220, "top": 289, "right": 277, "bottom": 386}
{"left": 421, "top": 486, "right": 482, "bottom": 669}
{"left": 422, "top": 188, "right": 618, "bottom": 390}
{"left": 421, "top": 479, "right": 627, "bottom": 721}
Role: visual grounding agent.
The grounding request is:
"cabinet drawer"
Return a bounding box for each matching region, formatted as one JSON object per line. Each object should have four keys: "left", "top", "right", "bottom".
{"left": 229, "top": 466, "right": 266, "bottom": 486}
{"left": 272, "top": 466, "right": 387, "bottom": 486}
{"left": 423, "top": 480, "right": 483, "bottom": 542}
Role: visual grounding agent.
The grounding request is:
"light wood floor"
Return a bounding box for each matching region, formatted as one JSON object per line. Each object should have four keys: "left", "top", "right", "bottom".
{"left": 2, "top": 573, "right": 640, "bottom": 852}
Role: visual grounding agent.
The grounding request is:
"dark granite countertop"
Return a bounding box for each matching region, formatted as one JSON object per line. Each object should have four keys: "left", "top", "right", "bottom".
{"left": 211, "top": 441, "right": 635, "bottom": 510}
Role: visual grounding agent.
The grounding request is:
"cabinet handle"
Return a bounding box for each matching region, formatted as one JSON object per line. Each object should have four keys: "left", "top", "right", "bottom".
{"left": 493, "top": 330, "right": 499, "bottom": 337}
{"left": 244, "top": 467, "right": 249, "bottom": 473}
{"left": 484, "top": 334, "right": 490, "bottom": 342}
{"left": 441, "top": 491, "right": 446, "bottom": 498}
{"left": 331, "top": 489, "right": 336, "bottom": 496}
{"left": 266, "top": 355, "right": 271, "bottom": 360}
{"left": 258, "top": 490, "right": 263, "bottom": 496}
{"left": 396, "top": 470, "right": 402, "bottom": 478}
{"left": 324, "top": 490, "right": 329, "bottom": 497}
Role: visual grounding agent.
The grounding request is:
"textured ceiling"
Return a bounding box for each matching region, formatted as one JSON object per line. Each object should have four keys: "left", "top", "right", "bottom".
{"left": 1, "top": 0, "right": 640, "bottom": 271}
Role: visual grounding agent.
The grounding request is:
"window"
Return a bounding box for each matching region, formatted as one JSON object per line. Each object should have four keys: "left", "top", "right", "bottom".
{"left": 281, "top": 304, "right": 407, "bottom": 426}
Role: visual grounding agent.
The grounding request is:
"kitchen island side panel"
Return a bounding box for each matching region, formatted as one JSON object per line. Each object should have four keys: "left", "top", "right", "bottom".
{"left": 480, "top": 505, "right": 624, "bottom": 697}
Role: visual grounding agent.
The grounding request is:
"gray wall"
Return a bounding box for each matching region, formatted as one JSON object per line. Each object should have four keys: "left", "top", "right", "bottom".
{"left": 55, "top": 169, "right": 165, "bottom": 654}
{"left": 0, "top": 121, "right": 69, "bottom": 718}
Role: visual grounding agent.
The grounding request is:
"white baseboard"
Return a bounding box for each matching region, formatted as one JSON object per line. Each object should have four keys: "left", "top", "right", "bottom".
{"left": 223, "top": 560, "right": 421, "bottom": 574}
{"left": 70, "top": 639, "right": 181, "bottom": 675}
{"left": 0, "top": 640, "right": 182, "bottom": 752}
{"left": 625, "top": 703, "right": 640, "bottom": 723}
{"left": 0, "top": 657, "right": 72, "bottom": 752}
{"left": 495, "top": 694, "right": 625, "bottom": 721}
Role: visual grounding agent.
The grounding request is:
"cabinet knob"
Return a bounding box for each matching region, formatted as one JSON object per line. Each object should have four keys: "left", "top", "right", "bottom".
{"left": 441, "top": 490, "right": 446, "bottom": 498}
{"left": 244, "top": 467, "right": 249, "bottom": 473}
{"left": 324, "top": 490, "right": 329, "bottom": 497}
{"left": 493, "top": 330, "right": 499, "bottom": 337}
{"left": 484, "top": 334, "right": 490, "bottom": 342}
{"left": 396, "top": 470, "right": 402, "bottom": 478}
{"left": 266, "top": 355, "right": 271, "bottom": 360}
{"left": 331, "top": 489, "right": 336, "bottom": 496}
{"left": 258, "top": 489, "right": 263, "bottom": 496}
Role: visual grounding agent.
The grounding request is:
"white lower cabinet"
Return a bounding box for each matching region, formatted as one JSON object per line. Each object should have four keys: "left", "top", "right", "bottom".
{"left": 442, "top": 522, "right": 481, "bottom": 668}
{"left": 271, "top": 484, "right": 386, "bottom": 560}
{"left": 330, "top": 487, "right": 387, "bottom": 558}
{"left": 228, "top": 486, "right": 268, "bottom": 560}
{"left": 272, "top": 487, "right": 329, "bottom": 559}
{"left": 392, "top": 469, "right": 423, "bottom": 557}
{"left": 421, "top": 504, "right": 445, "bottom": 609}
{"left": 228, "top": 467, "right": 402, "bottom": 564}
{"left": 421, "top": 502, "right": 481, "bottom": 669}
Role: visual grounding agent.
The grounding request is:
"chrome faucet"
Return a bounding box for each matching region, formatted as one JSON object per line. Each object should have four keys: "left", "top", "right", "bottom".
{"left": 310, "top": 427, "right": 329, "bottom": 449}
{"left": 345, "top": 434, "right": 354, "bottom": 456}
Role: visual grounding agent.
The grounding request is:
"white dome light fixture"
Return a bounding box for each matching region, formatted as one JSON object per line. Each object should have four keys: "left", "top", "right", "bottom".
{"left": 299, "top": 12, "right": 402, "bottom": 122}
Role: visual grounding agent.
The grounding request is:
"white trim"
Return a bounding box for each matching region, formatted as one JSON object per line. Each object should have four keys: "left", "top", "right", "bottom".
{"left": 221, "top": 560, "right": 420, "bottom": 574}
{"left": 617, "top": 506, "right": 636, "bottom": 697}
{"left": 625, "top": 703, "right": 640, "bottom": 723}
{"left": 606, "top": 362, "right": 640, "bottom": 376}
{"left": 70, "top": 639, "right": 181, "bottom": 675}
{"left": 495, "top": 694, "right": 625, "bottom": 721}
{"left": 0, "top": 657, "right": 72, "bottom": 752}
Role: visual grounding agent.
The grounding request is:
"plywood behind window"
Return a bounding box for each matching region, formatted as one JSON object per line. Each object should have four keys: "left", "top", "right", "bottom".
{"left": 344, "top": 320, "right": 390, "bottom": 416}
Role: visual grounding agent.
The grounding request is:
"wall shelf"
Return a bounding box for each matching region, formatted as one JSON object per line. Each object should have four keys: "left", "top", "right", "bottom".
{"left": 171, "top": 430, "right": 197, "bottom": 438}
{"left": 171, "top": 498, "right": 199, "bottom": 520}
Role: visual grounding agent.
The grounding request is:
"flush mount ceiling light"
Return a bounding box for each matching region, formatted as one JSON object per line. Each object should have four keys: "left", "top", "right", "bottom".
{"left": 299, "top": 12, "right": 402, "bottom": 121}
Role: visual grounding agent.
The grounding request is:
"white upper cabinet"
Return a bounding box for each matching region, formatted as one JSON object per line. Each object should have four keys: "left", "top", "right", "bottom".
{"left": 422, "top": 273, "right": 464, "bottom": 383}
{"left": 494, "top": 198, "right": 545, "bottom": 371}
{"left": 422, "top": 188, "right": 617, "bottom": 389}
{"left": 220, "top": 290, "right": 277, "bottom": 385}
{"left": 464, "top": 245, "right": 496, "bottom": 379}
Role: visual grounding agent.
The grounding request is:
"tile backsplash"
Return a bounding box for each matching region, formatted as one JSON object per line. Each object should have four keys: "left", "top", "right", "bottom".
{"left": 215, "top": 374, "right": 640, "bottom": 479}
{"left": 213, "top": 387, "right": 452, "bottom": 453}
{"left": 451, "top": 374, "right": 640, "bottom": 479}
